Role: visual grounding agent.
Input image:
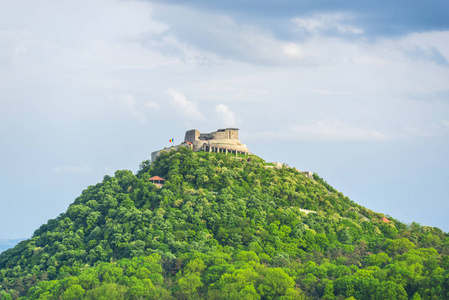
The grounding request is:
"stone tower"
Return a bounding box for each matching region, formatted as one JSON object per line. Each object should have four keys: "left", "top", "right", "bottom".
{"left": 184, "top": 129, "right": 200, "bottom": 143}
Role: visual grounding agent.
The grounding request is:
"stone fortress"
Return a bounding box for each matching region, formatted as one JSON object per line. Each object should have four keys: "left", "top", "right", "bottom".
{"left": 150, "top": 127, "right": 315, "bottom": 180}
{"left": 151, "top": 128, "right": 250, "bottom": 162}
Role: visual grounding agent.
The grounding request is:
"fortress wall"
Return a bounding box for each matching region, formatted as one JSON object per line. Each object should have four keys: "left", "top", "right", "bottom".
{"left": 208, "top": 144, "right": 249, "bottom": 152}
{"left": 153, "top": 128, "right": 246, "bottom": 161}
{"left": 211, "top": 131, "right": 227, "bottom": 140}
{"left": 211, "top": 129, "right": 239, "bottom": 140}
{"left": 190, "top": 128, "right": 240, "bottom": 141}
{"left": 199, "top": 132, "right": 213, "bottom": 140}
{"left": 151, "top": 150, "right": 161, "bottom": 162}
{"left": 192, "top": 140, "right": 237, "bottom": 150}
{"left": 229, "top": 129, "right": 238, "bottom": 140}
{"left": 193, "top": 141, "right": 206, "bottom": 151}
{"left": 185, "top": 129, "right": 200, "bottom": 143}
{"left": 205, "top": 139, "right": 242, "bottom": 145}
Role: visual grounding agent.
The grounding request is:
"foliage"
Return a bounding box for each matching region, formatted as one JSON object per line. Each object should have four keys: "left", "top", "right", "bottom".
{"left": 0, "top": 148, "right": 448, "bottom": 299}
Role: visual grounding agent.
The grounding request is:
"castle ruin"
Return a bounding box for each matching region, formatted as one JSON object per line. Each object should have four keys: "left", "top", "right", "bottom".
{"left": 151, "top": 128, "right": 250, "bottom": 161}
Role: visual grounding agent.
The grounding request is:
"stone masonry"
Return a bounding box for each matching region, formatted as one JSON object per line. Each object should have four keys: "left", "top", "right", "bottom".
{"left": 151, "top": 128, "right": 249, "bottom": 161}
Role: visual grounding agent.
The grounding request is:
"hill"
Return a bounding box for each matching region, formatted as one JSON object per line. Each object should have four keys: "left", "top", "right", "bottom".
{"left": 0, "top": 240, "right": 26, "bottom": 255}
{"left": 0, "top": 148, "right": 448, "bottom": 299}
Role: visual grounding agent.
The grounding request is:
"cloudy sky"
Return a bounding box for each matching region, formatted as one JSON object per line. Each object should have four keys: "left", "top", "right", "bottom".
{"left": 1, "top": 0, "right": 448, "bottom": 239}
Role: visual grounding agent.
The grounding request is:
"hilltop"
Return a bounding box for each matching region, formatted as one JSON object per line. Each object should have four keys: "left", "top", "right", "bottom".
{"left": 0, "top": 148, "right": 448, "bottom": 299}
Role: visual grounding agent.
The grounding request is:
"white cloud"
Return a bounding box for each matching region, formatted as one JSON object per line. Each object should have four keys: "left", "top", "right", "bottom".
{"left": 249, "top": 121, "right": 387, "bottom": 143}
{"left": 146, "top": 6, "right": 314, "bottom": 65}
{"left": 215, "top": 104, "right": 240, "bottom": 127}
{"left": 168, "top": 90, "right": 204, "bottom": 119}
{"left": 53, "top": 165, "right": 93, "bottom": 174}
{"left": 1, "top": 0, "right": 449, "bottom": 240}
{"left": 145, "top": 101, "right": 159, "bottom": 109}
{"left": 292, "top": 13, "right": 363, "bottom": 35}
{"left": 351, "top": 56, "right": 386, "bottom": 66}
{"left": 404, "top": 120, "right": 449, "bottom": 138}
{"left": 403, "top": 126, "right": 437, "bottom": 137}
{"left": 283, "top": 43, "right": 308, "bottom": 58}
{"left": 309, "top": 89, "right": 353, "bottom": 96}
{"left": 113, "top": 94, "right": 148, "bottom": 124}
{"left": 396, "top": 31, "right": 449, "bottom": 65}
{"left": 289, "top": 121, "right": 386, "bottom": 142}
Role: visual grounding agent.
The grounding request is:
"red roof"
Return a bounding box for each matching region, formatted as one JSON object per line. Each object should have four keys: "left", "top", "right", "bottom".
{"left": 149, "top": 176, "right": 166, "bottom": 181}
{"left": 381, "top": 217, "right": 390, "bottom": 223}
{"left": 184, "top": 141, "right": 193, "bottom": 145}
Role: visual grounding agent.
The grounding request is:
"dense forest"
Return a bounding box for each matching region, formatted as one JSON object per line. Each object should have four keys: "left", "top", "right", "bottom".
{"left": 1, "top": 147, "right": 448, "bottom": 299}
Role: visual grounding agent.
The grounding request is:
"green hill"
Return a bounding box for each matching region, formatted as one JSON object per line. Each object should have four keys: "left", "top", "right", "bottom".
{"left": 0, "top": 240, "right": 26, "bottom": 255}
{"left": 1, "top": 148, "right": 448, "bottom": 299}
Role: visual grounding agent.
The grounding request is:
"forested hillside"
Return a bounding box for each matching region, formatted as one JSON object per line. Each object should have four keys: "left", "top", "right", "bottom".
{"left": 0, "top": 240, "right": 25, "bottom": 255}
{"left": 1, "top": 148, "right": 448, "bottom": 299}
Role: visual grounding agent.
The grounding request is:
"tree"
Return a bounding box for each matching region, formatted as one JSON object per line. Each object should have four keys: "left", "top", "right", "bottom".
{"left": 366, "top": 252, "right": 391, "bottom": 267}
{"left": 84, "top": 283, "right": 128, "bottom": 300}
{"left": 258, "top": 268, "right": 295, "bottom": 300}
{"left": 61, "top": 284, "right": 85, "bottom": 300}
{"left": 1, "top": 149, "right": 448, "bottom": 300}
{"left": 238, "top": 285, "right": 261, "bottom": 300}
{"left": 375, "top": 281, "right": 407, "bottom": 300}
{"left": 0, "top": 293, "right": 12, "bottom": 300}
{"left": 386, "top": 238, "right": 415, "bottom": 256}
{"left": 178, "top": 272, "right": 203, "bottom": 299}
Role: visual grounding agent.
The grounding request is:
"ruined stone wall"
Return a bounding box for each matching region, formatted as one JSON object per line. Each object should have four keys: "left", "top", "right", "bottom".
{"left": 209, "top": 128, "right": 239, "bottom": 140}
{"left": 185, "top": 129, "right": 200, "bottom": 143}
{"left": 154, "top": 128, "right": 246, "bottom": 161}
{"left": 199, "top": 132, "right": 213, "bottom": 140}
{"left": 206, "top": 143, "right": 249, "bottom": 152}
{"left": 189, "top": 128, "right": 240, "bottom": 141}
{"left": 200, "top": 139, "right": 242, "bottom": 146}
{"left": 229, "top": 129, "right": 238, "bottom": 140}
{"left": 211, "top": 130, "right": 227, "bottom": 140}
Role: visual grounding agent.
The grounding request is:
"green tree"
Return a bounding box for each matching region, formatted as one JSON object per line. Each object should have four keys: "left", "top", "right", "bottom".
{"left": 61, "top": 284, "right": 85, "bottom": 300}
{"left": 386, "top": 238, "right": 415, "bottom": 256}
{"left": 84, "top": 283, "right": 128, "bottom": 300}
{"left": 178, "top": 272, "right": 203, "bottom": 299}
{"left": 258, "top": 268, "right": 295, "bottom": 300}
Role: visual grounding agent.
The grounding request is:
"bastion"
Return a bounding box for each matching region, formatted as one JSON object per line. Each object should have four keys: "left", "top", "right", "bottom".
{"left": 151, "top": 128, "right": 250, "bottom": 161}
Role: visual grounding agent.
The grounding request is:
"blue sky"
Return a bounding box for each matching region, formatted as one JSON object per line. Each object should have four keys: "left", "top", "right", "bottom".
{"left": 0, "top": 0, "right": 448, "bottom": 239}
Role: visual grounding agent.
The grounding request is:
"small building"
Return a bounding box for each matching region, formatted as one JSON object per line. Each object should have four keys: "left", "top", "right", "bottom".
{"left": 149, "top": 176, "right": 166, "bottom": 188}
{"left": 381, "top": 216, "right": 390, "bottom": 223}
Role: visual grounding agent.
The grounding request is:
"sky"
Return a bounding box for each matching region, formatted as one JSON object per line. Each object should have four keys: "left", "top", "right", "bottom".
{"left": 1, "top": 0, "right": 448, "bottom": 239}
